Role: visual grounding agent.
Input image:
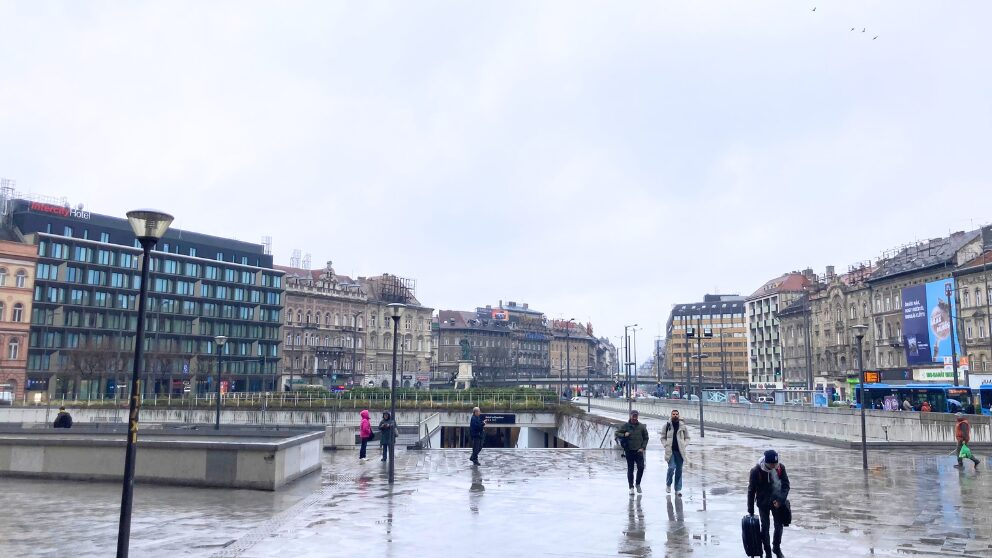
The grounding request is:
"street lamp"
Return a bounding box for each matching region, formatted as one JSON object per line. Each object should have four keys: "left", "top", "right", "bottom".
{"left": 624, "top": 324, "right": 638, "bottom": 413}
{"left": 851, "top": 324, "right": 869, "bottom": 470}
{"left": 693, "top": 352, "right": 710, "bottom": 438}
{"left": 387, "top": 303, "right": 404, "bottom": 484}
{"left": 117, "top": 209, "right": 173, "bottom": 558}
{"left": 352, "top": 311, "right": 362, "bottom": 386}
{"left": 565, "top": 318, "right": 575, "bottom": 400}
{"left": 944, "top": 282, "right": 961, "bottom": 387}
{"left": 214, "top": 335, "right": 227, "bottom": 430}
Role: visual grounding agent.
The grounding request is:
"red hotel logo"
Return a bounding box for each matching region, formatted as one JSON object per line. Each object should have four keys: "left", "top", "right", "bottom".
{"left": 29, "top": 202, "right": 91, "bottom": 220}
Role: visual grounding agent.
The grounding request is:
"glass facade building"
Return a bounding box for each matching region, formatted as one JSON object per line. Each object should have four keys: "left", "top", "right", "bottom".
{"left": 9, "top": 199, "right": 285, "bottom": 399}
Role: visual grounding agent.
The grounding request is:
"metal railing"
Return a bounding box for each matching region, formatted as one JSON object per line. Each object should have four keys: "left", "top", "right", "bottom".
{"left": 11, "top": 390, "right": 559, "bottom": 411}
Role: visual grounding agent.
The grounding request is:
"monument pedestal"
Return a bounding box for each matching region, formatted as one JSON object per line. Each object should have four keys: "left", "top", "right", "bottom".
{"left": 454, "top": 360, "right": 474, "bottom": 390}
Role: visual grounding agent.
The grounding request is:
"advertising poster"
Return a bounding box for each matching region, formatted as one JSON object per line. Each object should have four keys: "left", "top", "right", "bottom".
{"left": 902, "top": 280, "right": 961, "bottom": 366}
{"left": 902, "top": 284, "right": 930, "bottom": 365}
{"left": 925, "top": 280, "right": 960, "bottom": 362}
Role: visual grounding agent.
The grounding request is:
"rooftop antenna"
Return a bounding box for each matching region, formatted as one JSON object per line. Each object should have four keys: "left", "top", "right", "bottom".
{"left": 302, "top": 252, "right": 311, "bottom": 270}
{"left": 290, "top": 249, "right": 301, "bottom": 268}
{"left": 261, "top": 236, "right": 273, "bottom": 256}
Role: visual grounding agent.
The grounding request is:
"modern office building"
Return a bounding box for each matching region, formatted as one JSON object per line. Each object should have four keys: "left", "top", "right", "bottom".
{"left": 5, "top": 197, "right": 285, "bottom": 400}
{"left": 665, "top": 294, "right": 749, "bottom": 393}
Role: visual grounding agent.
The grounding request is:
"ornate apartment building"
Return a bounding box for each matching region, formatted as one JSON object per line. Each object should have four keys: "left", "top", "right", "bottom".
{"left": 955, "top": 250, "right": 992, "bottom": 378}
{"left": 0, "top": 235, "right": 38, "bottom": 401}
{"left": 360, "top": 274, "right": 433, "bottom": 388}
{"left": 278, "top": 261, "right": 366, "bottom": 388}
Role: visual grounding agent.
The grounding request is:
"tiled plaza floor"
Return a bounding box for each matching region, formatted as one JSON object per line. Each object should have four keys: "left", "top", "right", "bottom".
{"left": 1, "top": 416, "right": 989, "bottom": 557}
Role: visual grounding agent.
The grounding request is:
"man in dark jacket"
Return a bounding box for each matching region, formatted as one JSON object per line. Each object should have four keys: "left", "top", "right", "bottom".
{"left": 379, "top": 412, "right": 396, "bottom": 463}
{"left": 53, "top": 407, "right": 72, "bottom": 429}
{"left": 748, "top": 449, "right": 790, "bottom": 558}
{"left": 615, "top": 410, "right": 649, "bottom": 494}
{"left": 469, "top": 407, "right": 487, "bottom": 465}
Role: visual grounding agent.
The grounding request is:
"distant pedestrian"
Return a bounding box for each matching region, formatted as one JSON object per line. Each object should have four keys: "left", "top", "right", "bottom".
{"left": 902, "top": 399, "right": 912, "bottom": 412}
{"left": 920, "top": 401, "right": 932, "bottom": 413}
{"left": 748, "top": 449, "right": 791, "bottom": 558}
{"left": 53, "top": 406, "right": 72, "bottom": 429}
{"left": 469, "top": 407, "right": 487, "bottom": 465}
{"left": 615, "top": 409, "right": 649, "bottom": 494}
{"left": 661, "top": 409, "right": 689, "bottom": 496}
{"left": 954, "top": 413, "right": 981, "bottom": 469}
{"left": 379, "top": 411, "right": 395, "bottom": 463}
{"left": 358, "top": 409, "right": 372, "bottom": 461}
{"left": 965, "top": 402, "right": 976, "bottom": 415}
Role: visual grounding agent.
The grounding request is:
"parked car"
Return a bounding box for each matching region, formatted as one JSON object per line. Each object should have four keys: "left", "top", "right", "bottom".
{"left": 683, "top": 394, "right": 700, "bottom": 401}
{"left": 756, "top": 396, "right": 772, "bottom": 403}
{"left": 737, "top": 397, "right": 753, "bottom": 406}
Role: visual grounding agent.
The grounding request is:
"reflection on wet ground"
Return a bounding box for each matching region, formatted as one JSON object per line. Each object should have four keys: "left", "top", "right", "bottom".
{"left": 0, "top": 417, "right": 989, "bottom": 557}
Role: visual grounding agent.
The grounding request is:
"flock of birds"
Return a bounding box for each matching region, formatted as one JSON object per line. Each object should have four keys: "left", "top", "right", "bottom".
{"left": 811, "top": 7, "right": 878, "bottom": 40}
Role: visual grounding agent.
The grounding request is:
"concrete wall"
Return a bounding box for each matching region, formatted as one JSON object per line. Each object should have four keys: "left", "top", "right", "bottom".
{"left": 0, "top": 429, "right": 324, "bottom": 490}
{"left": 554, "top": 412, "right": 622, "bottom": 449}
{"left": 590, "top": 399, "right": 992, "bottom": 448}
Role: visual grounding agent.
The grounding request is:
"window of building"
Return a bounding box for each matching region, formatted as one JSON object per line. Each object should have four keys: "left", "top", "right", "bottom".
{"left": 963, "top": 290, "right": 971, "bottom": 307}
{"left": 15, "top": 269, "right": 26, "bottom": 288}
{"left": 977, "top": 289, "right": 983, "bottom": 306}
{"left": 12, "top": 303, "right": 23, "bottom": 322}
{"left": 8, "top": 338, "right": 19, "bottom": 359}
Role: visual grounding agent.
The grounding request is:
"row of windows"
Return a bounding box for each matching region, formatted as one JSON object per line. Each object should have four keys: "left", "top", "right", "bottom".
{"left": 0, "top": 268, "right": 29, "bottom": 287}
{"left": 0, "top": 302, "right": 25, "bottom": 322}
{"left": 287, "top": 310, "right": 365, "bottom": 329}
{"left": 285, "top": 333, "right": 364, "bottom": 349}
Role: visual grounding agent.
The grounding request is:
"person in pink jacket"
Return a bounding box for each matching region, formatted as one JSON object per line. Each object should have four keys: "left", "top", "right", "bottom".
{"left": 359, "top": 409, "right": 373, "bottom": 461}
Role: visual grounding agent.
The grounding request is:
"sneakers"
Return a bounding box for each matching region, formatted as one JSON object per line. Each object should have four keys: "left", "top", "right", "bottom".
{"left": 666, "top": 485, "right": 671, "bottom": 494}
{"left": 676, "top": 491, "right": 682, "bottom": 497}
{"left": 954, "top": 463, "right": 963, "bottom": 469}
{"left": 975, "top": 459, "right": 982, "bottom": 469}
{"left": 629, "top": 487, "right": 635, "bottom": 495}
{"left": 635, "top": 485, "right": 642, "bottom": 494}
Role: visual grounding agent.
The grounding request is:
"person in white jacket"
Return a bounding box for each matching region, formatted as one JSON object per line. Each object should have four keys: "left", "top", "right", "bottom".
{"left": 661, "top": 409, "right": 690, "bottom": 496}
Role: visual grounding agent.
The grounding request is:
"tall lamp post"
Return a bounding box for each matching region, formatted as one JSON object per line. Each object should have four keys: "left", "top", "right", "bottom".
{"left": 351, "top": 311, "right": 362, "bottom": 386}
{"left": 624, "top": 323, "right": 638, "bottom": 413}
{"left": 851, "top": 324, "right": 869, "bottom": 470}
{"left": 214, "top": 335, "right": 227, "bottom": 430}
{"left": 694, "top": 352, "right": 710, "bottom": 437}
{"left": 945, "top": 282, "right": 961, "bottom": 387}
{"left": 387, "top": 303, "right": 404, "bottom": 484}
{"left": 565, "top": 318, "right": 575, "bottom": 400}
{"left": 117, "top": 209, "right": 173, "bottom": 558}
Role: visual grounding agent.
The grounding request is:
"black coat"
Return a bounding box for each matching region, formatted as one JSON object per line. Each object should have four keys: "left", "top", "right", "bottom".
{"left": 53, "top": 411, "right": 73, "bottom": 429}
{"left": 470, "top": 415, "right": 485, "bottom": 439}
{"left": 747, "top": 463, "right": 790, "bottom": 513}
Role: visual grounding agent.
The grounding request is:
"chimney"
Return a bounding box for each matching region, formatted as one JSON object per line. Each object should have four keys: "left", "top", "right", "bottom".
{"left": 826, "top": 265, "right": 835, "bottom": 278}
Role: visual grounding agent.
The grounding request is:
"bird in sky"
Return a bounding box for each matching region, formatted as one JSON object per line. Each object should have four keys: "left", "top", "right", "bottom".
{"left": 862, "top": 28, "right": 866, "bottom": 32}
{"left": 873, "top": 36, "right": 878, "bottom": 40}
{"left": 851, "top": 27, "right": 855, "bottom": 31}
{"left": 811, "top": 7, "right": 816, "bottom": 12}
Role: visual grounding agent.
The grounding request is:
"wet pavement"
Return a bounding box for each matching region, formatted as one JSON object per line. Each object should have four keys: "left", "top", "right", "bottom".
{"left": 1, "top": 413, "right": 989, "bottom": 557}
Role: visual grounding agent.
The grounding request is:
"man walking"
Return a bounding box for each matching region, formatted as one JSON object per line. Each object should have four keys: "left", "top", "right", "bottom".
{"left": 469, "top": 407, "right": 487, "bottom": 465}
{"left": 661, "top": 409, "right": 689, "bottom": 496}
{"left": 615, "top": 409, "right": 649, "bottom": 494}
{"left": 748, "top": 449, "right": 790, "bottom": 558}
{"left": 954, "top": 412, "right": 981, "bottom": 469}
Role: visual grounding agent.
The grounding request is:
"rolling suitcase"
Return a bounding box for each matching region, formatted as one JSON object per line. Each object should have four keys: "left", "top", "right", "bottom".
{"left": 742, "top": 514, "right": 763, "bottom": 557}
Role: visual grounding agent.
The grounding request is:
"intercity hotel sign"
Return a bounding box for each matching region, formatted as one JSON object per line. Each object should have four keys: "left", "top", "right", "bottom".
{"left": 29, "top": 201, "right": 91, "bottom": 220}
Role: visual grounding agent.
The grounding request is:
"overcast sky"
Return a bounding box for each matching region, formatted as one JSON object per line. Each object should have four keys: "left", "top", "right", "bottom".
{"left": 2, "top": 1, "right": 990, "bottom": 364}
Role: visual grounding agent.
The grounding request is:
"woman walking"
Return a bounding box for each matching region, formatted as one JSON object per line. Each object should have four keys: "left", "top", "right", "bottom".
{"left": 359, "top": 409, "right": 372, "bottom": 461}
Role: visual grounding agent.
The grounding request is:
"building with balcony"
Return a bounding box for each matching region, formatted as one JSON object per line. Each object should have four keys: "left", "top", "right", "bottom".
{"left": 746, "top": 272, "right": 813, "bottom": 392}
{"left": 954, "top": 240, "right": 992, "bottom": 380}
{"left": 6, "top": 198, "right": 284, "bottom": 400}
{"left": 359, "top": 274, "right": 433, "bottom": 388}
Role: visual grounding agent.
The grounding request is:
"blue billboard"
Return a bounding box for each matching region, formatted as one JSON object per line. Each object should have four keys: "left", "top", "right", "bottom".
{"left": 902, "top": 280, "right": 961, "bottom": 366}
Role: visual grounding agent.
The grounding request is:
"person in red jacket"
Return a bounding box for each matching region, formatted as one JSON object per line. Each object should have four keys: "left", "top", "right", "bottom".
{"left": 358, "top": 409, "right": 372, "bottom": 461}
{"left": 954, "top": 413, "right": 981, "bottom": 469}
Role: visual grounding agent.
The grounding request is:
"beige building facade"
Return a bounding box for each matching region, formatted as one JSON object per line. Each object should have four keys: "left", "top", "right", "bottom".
{"left": 0, "top": 238, "right": 37, "bottom": 401}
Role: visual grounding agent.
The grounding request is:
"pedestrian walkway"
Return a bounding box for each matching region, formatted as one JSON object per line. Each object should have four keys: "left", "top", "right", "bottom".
{"left": 0, "top": 420, "right": 988, "bottom": 557}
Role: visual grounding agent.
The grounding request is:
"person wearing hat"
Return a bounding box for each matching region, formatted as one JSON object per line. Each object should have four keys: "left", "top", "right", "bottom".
{"left": 747, "top": 449, "right": 790, "bottom": 558}
{"left": 615, "top": 409, "right": 649, "bottom": 494}
{"left": 53, "top": 406, "right": 73, "bottom": 429}
{"left": 954, "top": 412, "right": 981, "bottom": 469}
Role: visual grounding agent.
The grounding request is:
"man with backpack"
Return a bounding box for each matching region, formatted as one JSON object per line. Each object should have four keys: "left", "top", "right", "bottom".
{"left": 615, "top": 409, "right": 649, "bottom": 494}
{"left": 747, "top": 449, "right": 790, "bottom": 558}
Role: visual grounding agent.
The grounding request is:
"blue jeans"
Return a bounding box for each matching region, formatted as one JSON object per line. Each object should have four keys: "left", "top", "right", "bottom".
{"left": 666, "top": 452, "right": 684, "bottom": 491}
